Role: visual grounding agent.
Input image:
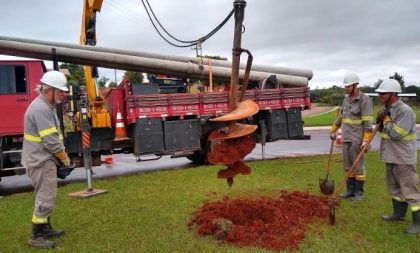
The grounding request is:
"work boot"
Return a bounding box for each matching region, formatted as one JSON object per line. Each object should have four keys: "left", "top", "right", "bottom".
{"left": 406, "top": 210, "right": 420, "bottom": 234}
{"left": 27, "top": 223, "right": 56, "bottom": 249}
{"left": 352, "top": 180, "right": 364, "bottom": 202}
{"left": 43, "top": 217, "right": 65, "bottom": 238}
{"left": 339, "top": 177, "right": 356, "bottom": 198}
{"left": 382, "top": 199, "right": 408, "bottom": 221}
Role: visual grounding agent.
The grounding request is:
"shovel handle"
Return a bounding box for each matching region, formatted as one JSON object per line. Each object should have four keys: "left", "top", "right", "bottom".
{"left": 333, "top": 123, "right": 380, "bottom": 200}
{"left": 325, "top": 139, "right": 335, "bottom": 178}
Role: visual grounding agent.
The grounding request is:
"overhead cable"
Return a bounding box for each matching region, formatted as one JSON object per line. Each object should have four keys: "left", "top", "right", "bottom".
{"left": 140, "top": 0, "right": 234, "bottom": 47}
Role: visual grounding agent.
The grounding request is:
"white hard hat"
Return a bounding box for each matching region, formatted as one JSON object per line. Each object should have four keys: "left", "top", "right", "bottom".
{"left": 375, "top": 79, "right": 401, "bottom": 93}
{"left": 40, "top": 70, "right": 68, "bottom": 92}
{"left": 343, "top": 73, "right": 360, "bottom": 86}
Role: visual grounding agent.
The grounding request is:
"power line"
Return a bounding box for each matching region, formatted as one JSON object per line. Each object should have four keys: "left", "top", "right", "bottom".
{"left": 105, "top": 0, "right": 153, "bottom": 32}
{"left": 139, "top": 0, "right": 234, "bottom": 48}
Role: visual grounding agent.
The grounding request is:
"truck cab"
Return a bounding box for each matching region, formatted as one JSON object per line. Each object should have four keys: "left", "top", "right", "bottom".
{"left": 149, "top": 75, "right": 187, "bottom": 94}
{"left": 0, "top": 60, "right": 46, "bottom": 179}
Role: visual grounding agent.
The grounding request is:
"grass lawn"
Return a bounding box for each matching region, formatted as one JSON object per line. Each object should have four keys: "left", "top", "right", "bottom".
{"left": 303, "top": 108, "right": 339, "bottom": 127}
{"left": 303, "top": 105, "right": 420, "bottom": 127}
{"left": 1, "top": 152, "right": 419, "bottom": 252}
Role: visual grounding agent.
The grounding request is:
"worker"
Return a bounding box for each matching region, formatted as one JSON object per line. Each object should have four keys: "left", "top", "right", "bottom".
{"left": 375, "top": 79, "right": 420, "bottom": 234}
{"left": 330, "top": 73, "right": 374, "bottom": 201}
{"left": 22, "top": 70, "right": 71, "bottom": 248}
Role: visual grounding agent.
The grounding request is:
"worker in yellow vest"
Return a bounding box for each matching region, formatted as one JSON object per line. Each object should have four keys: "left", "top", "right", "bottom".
{"left": 330, "top": 73, "right": 374, "bottom": 202}
{"left": 375, "top": 79, "right": 420, "bottom": 234}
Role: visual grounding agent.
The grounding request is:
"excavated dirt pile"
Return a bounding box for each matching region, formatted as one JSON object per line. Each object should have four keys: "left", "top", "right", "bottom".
{"left": 189, "top": 191, "right": 329, "bottom": 251}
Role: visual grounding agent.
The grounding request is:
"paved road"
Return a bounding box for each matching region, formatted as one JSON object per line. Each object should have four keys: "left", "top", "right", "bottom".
{"left": 1, "top": 128, "right": 418, "bottom": 195}
{"left": 301, "top": 106, "right": 336, "bottom": 117}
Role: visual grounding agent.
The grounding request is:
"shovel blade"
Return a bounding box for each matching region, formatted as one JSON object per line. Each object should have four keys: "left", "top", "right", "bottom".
{"left": 319, "top": 178, "right": 335, "bottom": 195}
{"left": 209, "top": 100, "right": 259, "bottom": 122}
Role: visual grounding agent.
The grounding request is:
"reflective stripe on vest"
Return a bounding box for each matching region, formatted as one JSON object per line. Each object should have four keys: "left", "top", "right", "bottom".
{"left": 32, "top": 215, "right": 48, "bottom": 224}
{"left": 24, "top": 133, "right": 42, "bottom": 143}
{"left": 39, "top": 127, "right": 58, "bottom": 138}
{"left": 355, "top": 174, "right": 366, "bottom": 181}
{"left": 343, "top": 116, "right": 373, "bottom": 125}
{"left": 342, "top": 118, "right": 362, "bottom": 124}
{"left": 412, "top": 205, "right": 420, "bottom": 212}
{"left": 24, "top": 127, "right": 63, "bottom": 143}
{"left": 392, "top": 196, "right": 406, "bottom": 202}
{"left": 394, "top": 124, "right": 411, "bottom": 136}
{"left": 361, "top": 116, "right": 373, "bottom": 121}
{"left": 380, "top": 132, "right": 417, "bottom": 141}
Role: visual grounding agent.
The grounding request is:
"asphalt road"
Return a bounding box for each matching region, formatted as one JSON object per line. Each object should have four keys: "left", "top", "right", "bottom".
{"left": 1, "top": 127, "right": 418, "bottom": 196}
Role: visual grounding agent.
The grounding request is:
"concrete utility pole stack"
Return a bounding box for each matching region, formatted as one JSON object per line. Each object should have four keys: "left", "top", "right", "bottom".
{"left": 0, "top": 35, "right": 312, "bottom": 87}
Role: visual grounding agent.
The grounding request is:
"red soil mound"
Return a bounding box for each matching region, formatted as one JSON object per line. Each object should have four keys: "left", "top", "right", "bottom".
{"left": 189, "top": 191, "right": 329, "bottom": 251}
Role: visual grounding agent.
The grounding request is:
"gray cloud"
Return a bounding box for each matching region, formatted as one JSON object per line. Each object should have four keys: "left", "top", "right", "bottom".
{"left": 1, "top": 0, "right": 420, "bottom": 88}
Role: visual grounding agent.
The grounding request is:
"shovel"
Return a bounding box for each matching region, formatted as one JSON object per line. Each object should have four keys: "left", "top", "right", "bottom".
{"left": 319, "top": 139, "right": 335, "bottom": 195}
{"left": 328, "top": 123, "right": 380, "bottom": 225}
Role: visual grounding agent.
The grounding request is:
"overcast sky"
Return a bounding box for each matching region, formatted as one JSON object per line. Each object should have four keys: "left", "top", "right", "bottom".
{"left": 1, "top": 0, "right": 420, "bottom": 89}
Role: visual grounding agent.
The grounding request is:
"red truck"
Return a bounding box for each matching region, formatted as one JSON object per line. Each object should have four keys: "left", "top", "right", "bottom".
{"left": 0, "top": 60, "right": 46, "bottom": 178}
{"left": 0, "top": 59, "right": 311, "bottom": 181}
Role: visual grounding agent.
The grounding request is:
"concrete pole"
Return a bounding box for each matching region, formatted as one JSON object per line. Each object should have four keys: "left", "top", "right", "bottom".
{"left": 0, "top": 35, "right": 313, "bottom": 80}
{"left": 0, "top": 38, "right": 308, "bottom": 87}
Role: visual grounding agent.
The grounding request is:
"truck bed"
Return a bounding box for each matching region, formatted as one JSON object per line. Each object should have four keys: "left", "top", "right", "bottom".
{"left": 119, "top": 88, "right": 310, "bottom": 124}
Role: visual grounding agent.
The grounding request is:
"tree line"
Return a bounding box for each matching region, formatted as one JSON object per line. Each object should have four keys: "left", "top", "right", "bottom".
{"left": 59, "top": 63, "right": 144, "bottom": 88}
{"left": 310, "top": 72, "right": 420, "bottom": 105}
{"left": 59, "top": 55, "right": 227, "bottom": 88}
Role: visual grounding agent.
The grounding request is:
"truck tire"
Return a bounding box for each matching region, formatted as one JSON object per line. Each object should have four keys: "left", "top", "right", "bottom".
{"left": 186, "top": 137, "right": 211, "bottom": 165}
{"left": 186, "top": 150, "right": 208, "bottom": 165}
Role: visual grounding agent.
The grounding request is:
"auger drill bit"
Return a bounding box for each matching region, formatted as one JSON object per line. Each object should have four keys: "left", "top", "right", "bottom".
{"left": 207, "top": 0, "right": 258, "bottom": 187}
{"left": 227, "top": 177, "right": 234, "bottom": 188}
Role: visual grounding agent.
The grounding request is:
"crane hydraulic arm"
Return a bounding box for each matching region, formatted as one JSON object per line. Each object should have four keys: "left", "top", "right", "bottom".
{"left": 80, "top": 0, "right": 111, "bottom": 128}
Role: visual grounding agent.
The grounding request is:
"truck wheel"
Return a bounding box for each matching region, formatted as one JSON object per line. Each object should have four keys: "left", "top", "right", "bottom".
{"left": 186, "top": 137, "right": 211, "bottom": 165}
{"left": 186, "top": 151, "right": 208, "bottom": 165}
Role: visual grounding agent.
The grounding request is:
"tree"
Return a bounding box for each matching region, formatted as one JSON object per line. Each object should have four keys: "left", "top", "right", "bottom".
{"left": 309, "top": 86, "right": 343, "bottom": 105}
{"left": 373, "top": 79, "right": 383, "bottom": 89}
{"left": 389, "top": 72, "right": 405, "bottom": 91}
{"left": 124, "top": 71, "right": 144, "bottom": 84}
{"left": 108, "top": 81, "right": 117, "bottom": 88}
{"left": 359, "top": 85, "right": 375, "bottom": 93}
{"left": 405, "top": 85, "right": 420, "bottom": 102}
{"left": 203, "top": 55, "right": 228, "bottom": 61}
{"left": 59, "top": 63, "right": 85, "bottom": 85}
{"left": 97, "top": 76, "right": 109, "bottom": 88}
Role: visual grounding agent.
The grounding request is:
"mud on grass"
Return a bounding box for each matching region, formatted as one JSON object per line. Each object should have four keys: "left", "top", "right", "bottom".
{"left": 189, "top": 191, "right": 329, "bottom": 251}
{"left": 0, "top": 152, "right": 419, "bottom": 252}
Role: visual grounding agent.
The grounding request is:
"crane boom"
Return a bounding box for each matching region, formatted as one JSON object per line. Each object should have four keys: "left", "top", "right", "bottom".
{"left": 80, "top": 0, "right": 111, "bottom": 128}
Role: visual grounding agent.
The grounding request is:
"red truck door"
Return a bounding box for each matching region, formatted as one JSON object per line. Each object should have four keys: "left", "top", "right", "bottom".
{"left": 0, "top": 62, "right": 33, "bottom": 135}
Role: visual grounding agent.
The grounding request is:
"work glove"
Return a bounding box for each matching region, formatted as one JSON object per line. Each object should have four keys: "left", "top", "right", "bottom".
{"left": 376, "top": 108, "right": 390, "bottom": 124}
{"left": 330, "top": 123, "right": 339, "bottom": 140}
{"left": 361, "top": 132, "right": 372, "bottom": 152}
{"left": 57, "top": 162, "right": 76, "bottom": 179}
{"left": 382, "top": 115, "right": 392, "bottom": 126}
{"left": 330, "top": 131, "right": 337, "bottom": 140}
{"left": 54, "top": 150, "right": 71, "bottom": 167}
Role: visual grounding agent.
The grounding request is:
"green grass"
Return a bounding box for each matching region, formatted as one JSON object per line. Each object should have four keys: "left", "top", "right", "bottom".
{"left": 303, "top": 108, "right": 339, "bottom": 127}
{"left": 414, "top": 106, "right": 420, "bottom": 124}
{"left": 303, "top": 105, "right": 420, "bottom": 127}
{"left": 1, "top": 152, "right": 419, "bottom": 252}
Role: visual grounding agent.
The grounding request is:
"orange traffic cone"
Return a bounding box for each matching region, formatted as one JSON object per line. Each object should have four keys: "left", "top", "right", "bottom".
{"left": 104, "top": 155, "right": 113, "bottom": 164}
{"left": 334, "top": 128, "right": 342, "bottom": 146}
{"left": 114, "top": 109, "right": 128, "bottom": 141}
